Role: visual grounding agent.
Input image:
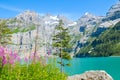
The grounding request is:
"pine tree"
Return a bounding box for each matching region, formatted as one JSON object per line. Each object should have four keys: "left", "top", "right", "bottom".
{"left": 52, "top": 20, "right": 72, "bottom": 72}
{"left": 0, "top": 20, "right": 12, "bottom": 46}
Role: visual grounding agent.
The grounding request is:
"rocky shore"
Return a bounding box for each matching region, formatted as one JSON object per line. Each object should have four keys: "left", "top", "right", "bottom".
{"left": 67, "top": 70, "right": 113, "bottom": 80}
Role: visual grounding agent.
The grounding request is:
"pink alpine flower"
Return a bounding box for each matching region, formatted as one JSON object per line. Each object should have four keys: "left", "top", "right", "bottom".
{"left": 0, "top": 47, "right": 4, "bottom": 57}
{"left": 24, "top": 57, "right": 28, "bottom": 63}
{"left": 9, "top": 58, "right": 14, "bottom": 64}
{"left": 2, "top": 56, "right": 7, "bottom": 67}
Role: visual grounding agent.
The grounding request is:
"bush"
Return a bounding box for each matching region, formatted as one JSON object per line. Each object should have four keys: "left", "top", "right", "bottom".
{"left": 0, "top": 47, "right": 67, "bottom": 80}
{"left": 0, "top": 63, "right": 67, "bottom": 80}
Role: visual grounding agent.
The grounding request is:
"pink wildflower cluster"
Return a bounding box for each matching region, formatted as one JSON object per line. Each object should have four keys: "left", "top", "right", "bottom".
{"left": 0, "top": 46, "right": 20, "bottom": 67}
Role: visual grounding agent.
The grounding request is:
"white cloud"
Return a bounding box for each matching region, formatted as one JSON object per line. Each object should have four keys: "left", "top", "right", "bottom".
{"left": 0, "top": 4, "right": 23, "bottom": 12}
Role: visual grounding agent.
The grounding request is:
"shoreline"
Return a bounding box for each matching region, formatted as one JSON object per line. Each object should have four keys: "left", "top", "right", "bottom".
{"left": 109, "top": 56, "right": 120, "bottom": 57}
{"left": 75, "top": 56, "right": 120, "bottom": 58}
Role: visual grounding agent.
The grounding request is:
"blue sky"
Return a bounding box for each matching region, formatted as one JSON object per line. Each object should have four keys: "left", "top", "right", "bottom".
{"left": 0, "top": 0, "right": 118, "bottom": 20}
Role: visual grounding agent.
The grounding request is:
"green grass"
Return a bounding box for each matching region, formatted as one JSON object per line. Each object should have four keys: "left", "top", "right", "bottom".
{"left": 0, "top": 62, "right": 67, "bottom": 80}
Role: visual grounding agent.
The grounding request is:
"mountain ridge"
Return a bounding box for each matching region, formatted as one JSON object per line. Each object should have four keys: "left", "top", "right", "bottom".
{"left": 0, "top": 1, "right": 120, "bottom": 57}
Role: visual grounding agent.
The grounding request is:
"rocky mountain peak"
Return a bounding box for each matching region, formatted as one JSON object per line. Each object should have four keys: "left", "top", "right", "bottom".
{"left": 43, "top": 14, "right": 59, "bottom": 22}
{"left": 16, "top": 10, "right": 41, "bottom": 23}
{"left": 81, "top": 12, "right": 97, "bottom": 19}
{"left": 106, "top": 1, "right": 120, "bottom": 20}
{"left": 77, "top": 12, "right": 103, "bottom": 27}
{"left": 77, "top": 12, "right": 102, "bottom": 24}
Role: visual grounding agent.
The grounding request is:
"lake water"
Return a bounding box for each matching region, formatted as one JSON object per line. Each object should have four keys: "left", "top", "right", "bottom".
{"left": 61, "top": 57, "right": 120, "bottom": 80}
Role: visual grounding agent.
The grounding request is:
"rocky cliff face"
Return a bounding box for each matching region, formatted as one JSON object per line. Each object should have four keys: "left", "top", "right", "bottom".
{"left": 6, "top": 10, "right": 77, "bottom": 57}
{"left": 76, "top": 0, "right": 120, "bottom": 44}
{"left": 72, "top": 1, "right": 120, "bottom": 54}
{"left": 106, "top": 1, "right": 120, "bottom": 20}
{"left": 3, "top": 1, "right": 120, "bottom": 57}
{"left": 76, "top": 12, "right": 103, "bottom": 42}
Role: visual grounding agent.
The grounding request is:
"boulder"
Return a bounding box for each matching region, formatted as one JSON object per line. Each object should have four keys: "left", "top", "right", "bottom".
{"left": 68, "top": 70, "right": 113, "bottom": 80}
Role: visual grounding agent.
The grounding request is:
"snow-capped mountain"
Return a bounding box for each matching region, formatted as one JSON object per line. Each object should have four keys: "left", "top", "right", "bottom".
{"left": 77, "top": 12, "right": 103, "bottom": 26}
{"left": 2, "top": 1, "right": 120, "bottom": 56}
{"left": 72, "top": 1, "right": 120, "bottom": 54}
{"left": 75, "top": 1, "right": 120, "bottom": 44}
{"left": 106, "top": 1, "right": 120, "bottom": 20}
{"left": 6, "top": 10, "right": 77, "bottom": 56}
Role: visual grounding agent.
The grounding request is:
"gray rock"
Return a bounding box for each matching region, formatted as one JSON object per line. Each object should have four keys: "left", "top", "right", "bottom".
{"left": 6, "top": 10, "right": 76, "bottom": 57}
{"left": 67, "top": 70, "right": 113, "bottom": 80}
{"left": 2, "top": 1, "right": 120, "bottom": 57}
{"left": 106, "top": 1, "right": 120, "bottom": 20}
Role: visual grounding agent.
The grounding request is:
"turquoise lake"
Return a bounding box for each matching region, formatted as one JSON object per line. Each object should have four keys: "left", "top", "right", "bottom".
{"left": 61, "top": 57, "right": 120, "bottom": 80}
